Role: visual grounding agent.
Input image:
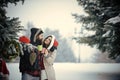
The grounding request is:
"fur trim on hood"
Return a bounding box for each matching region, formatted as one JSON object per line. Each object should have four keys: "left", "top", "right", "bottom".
{"left": 30, "top": 28, "right": 43, "bottom": 46}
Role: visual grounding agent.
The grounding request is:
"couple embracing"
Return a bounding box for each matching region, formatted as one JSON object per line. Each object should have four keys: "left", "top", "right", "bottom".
{"left": 19, "top": 28, "right": 58, "bottom": 80}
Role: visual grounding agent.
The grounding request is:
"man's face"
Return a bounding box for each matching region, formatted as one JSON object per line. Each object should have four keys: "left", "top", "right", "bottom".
{"left": 38, "top": 33, "right": 44, "bottom": 41}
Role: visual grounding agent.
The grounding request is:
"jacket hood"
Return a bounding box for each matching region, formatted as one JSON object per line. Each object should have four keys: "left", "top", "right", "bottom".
{"left": 47, "top": 35, "right": 58, "bottom": 51}
{"left": 30, "top": 28, "right": 43, "bottom": 46}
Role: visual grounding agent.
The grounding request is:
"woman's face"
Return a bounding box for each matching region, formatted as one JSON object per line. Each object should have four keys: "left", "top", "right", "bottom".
{"left": 44, "top": 36, "right": 52, "bottom": 45}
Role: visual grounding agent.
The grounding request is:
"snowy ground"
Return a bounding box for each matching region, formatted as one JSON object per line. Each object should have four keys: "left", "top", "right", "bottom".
{"left": 7, "top": 63, "right": 120, "bottom": 80}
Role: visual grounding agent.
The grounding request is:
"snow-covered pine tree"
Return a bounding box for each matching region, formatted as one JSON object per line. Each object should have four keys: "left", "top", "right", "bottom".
{"left": 0, "top": 0, "right": 24, "bottom": 61}
{"left": 73, "top": 0, "right": 120, "bottom": 60}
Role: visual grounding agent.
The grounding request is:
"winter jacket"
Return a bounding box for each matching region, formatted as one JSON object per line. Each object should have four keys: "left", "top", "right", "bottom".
{"left": 43, "top": 50, "right": 57, "bottom": 80}
{"left": 19, "top": 43, "right": 41, "bottom": 77}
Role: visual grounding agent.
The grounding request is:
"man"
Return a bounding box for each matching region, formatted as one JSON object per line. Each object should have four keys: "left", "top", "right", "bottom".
{"left": 19, "top": 28, "right": 44, "bottom": 80}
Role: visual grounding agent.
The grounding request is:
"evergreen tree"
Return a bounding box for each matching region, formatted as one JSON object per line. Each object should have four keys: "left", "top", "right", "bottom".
{"left": 73, "top": 0, "right": 120, "bottom": 59}
{"left": 0, "top": 0, "right": 25, "bottom": 61}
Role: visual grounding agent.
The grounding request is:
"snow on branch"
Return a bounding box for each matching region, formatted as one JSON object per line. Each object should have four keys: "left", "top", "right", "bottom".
{"left": 105, "top": 14, "right": 120, "bottom": 24}
{"left": 102, "top": 30, "right": 111, "bottom": 37}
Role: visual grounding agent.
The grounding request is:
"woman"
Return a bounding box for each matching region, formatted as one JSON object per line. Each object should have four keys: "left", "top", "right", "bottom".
{"left": 40, "top": 35, "right": 58, "bottom": 80}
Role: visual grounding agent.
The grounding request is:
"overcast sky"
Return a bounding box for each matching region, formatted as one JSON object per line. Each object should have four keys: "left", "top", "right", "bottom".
{"left": 6, "top": 0, "right": 86, "bottom": 37}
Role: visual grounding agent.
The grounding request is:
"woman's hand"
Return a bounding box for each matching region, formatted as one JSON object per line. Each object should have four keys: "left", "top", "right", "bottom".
{"left": 44, "top": 49, "right": 48, "bottom": 54}
{"left": 44, "top": 49, "right": 49, "bottom": 57}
